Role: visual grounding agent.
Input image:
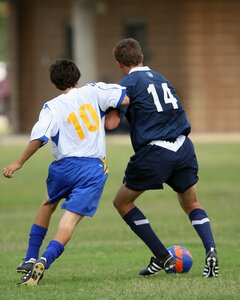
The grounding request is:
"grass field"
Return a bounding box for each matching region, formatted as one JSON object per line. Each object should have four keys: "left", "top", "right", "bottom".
{"left": 0, "top": 135, "right": 240, "bottom": 299}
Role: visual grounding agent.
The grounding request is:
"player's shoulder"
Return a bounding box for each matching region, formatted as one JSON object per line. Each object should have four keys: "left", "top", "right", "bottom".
{"left": 121, "top": 67, "right": 164, "bottom": 83}
{"left": 84, "top": 82, "right": 122, "bottom": 90}
{"left": 144, "top": 69, "right": 168, "bottom": 81}
{"left": 42, "top": 93, "right": 64, "bottom": 111}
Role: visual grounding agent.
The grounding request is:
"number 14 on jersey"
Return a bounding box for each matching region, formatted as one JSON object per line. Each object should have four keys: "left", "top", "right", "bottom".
{"left": 147, "top": 83, "right": 178, "bottom": 112}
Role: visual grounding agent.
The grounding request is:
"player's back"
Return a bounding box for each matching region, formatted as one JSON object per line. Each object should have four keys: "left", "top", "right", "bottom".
{"left": 120, "top": 67, "right": 191, "bottom": 152}
{"left": 46, "top": 84, "right": 112, "bottom": 160}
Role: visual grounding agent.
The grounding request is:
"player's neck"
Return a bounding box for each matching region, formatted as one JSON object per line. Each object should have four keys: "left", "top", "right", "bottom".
{"left": 62, "top": 84, "right": 78, "bottom": 94}
{"left": 127, "top": 63, "right": 143, "bottom": 74}
{"left": 63, "top": 88, "right": 73, "bottom": 94}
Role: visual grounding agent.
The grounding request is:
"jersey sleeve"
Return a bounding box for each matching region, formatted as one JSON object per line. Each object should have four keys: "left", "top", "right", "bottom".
{"left": 93, "top": 82, "right": 127, "bottom": 112}
{"left": 30, "top": 103, "right": 58, "bottom": 145}
{"left": 116, "top": 77, "right": 133, "bottom": 119}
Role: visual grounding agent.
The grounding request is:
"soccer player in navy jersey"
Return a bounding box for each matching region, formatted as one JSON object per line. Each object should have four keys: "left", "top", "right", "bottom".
{"left": 105, "top": 38, "right": 218, "bottom": 278}
{"left": 2, "top": 59, "right": 129, "bottom": 286}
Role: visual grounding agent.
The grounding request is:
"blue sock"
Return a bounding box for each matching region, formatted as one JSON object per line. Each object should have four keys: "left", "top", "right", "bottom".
{"left": 25, "top": 224, "right": 48, "bottom": 260}
{"left": 189, "top": 208, "right": 216, "bottom": 253}
{"left": 123, "top": 207, "right": 169, "bottom": 259}
{"left": 41, "top": 240, "right": 64, "bottom": 269}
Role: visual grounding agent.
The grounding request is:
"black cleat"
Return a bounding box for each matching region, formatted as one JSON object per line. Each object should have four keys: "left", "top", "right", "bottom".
{"left": 139, "top": 253, "right": 175, "bottom": 276}
{"left": 203, "top": 248, "right": 219, "bottom": 278}
{"left": 16, "top": 258, "right": 46, "bottom": 286}
{"left": 16, "top": 258, "right": 36, "bottom": 274}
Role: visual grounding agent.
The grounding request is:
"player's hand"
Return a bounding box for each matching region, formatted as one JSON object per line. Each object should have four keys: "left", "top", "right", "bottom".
{"left": 2, "top": 161, "right": 22, "bottom": 178}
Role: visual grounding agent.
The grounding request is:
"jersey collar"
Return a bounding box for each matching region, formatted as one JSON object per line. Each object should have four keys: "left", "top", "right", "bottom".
{"left": 129, "top": 66, "right": 151, "bottom": 74}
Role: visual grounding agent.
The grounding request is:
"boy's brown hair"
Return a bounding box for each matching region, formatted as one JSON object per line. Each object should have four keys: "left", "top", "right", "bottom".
{"left": 113, "top": 38, "right": 143, "bottom": 67}
{"left": 49, "top": 59, "right": 81, "bottom": 91}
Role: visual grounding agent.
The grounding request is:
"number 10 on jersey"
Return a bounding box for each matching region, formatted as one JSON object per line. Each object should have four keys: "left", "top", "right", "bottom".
{"left": 67, "top": 103, "right": 99, "bottom": 140}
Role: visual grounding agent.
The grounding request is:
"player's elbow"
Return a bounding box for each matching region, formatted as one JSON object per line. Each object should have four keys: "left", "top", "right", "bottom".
{"left": 105, "top": 110, "right": 121, "bottom": 130}
{"left": 105, "top": 117, "right": 120, "bottom": 130}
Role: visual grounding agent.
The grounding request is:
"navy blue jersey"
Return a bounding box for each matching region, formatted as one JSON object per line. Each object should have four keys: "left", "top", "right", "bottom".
{"left": 119, "top": 66, "right": 191, "bottom": 152}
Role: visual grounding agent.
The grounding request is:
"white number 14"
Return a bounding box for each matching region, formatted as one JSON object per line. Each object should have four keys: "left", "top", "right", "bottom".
{"left": 147, "top": 83, "right": 178, "bottom": 112}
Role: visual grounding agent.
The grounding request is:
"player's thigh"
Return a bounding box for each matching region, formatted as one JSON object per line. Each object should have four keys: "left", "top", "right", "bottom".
{"left": 166, "top": 138, "right": 199, "bottom": 193}
{"left": 113, "top": 183, "right": 143, "bottom": 207}
{"left": 59, "top": 210, "right": 83, "bottom": 230}
{"left": 124, "top": 145, "right": 174, "bottom": 191}
{"left": 54, "top": 211, "right": 84, "bottom": 245}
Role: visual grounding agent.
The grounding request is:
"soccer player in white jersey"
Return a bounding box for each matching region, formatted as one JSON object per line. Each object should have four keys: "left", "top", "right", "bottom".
{"left": 2, "top": 59, "right": 129, "bottom": 286}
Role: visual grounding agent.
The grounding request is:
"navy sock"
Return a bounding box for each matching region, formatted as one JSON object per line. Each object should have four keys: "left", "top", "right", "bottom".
{"left": 189, "top": 208, "right": 216, "bottom": 253}
{"left": 123, "top": 207, "right": 169, "bottom": 259}
{"left": 41, "top": 240, "right": 64, "bottom": 269}
{"left": 25, "top": 224, "right": 48, "bottom": 260}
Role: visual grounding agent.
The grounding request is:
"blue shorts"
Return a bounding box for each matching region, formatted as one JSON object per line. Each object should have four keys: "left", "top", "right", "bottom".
{"left": 46, "top": 157, "right": 108, "bottom": 216}
{"left": 124, "top": 137, "right": 199, "bottom": 193}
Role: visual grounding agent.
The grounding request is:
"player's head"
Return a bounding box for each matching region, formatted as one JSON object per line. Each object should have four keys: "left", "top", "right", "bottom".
{"left": 113, "top": 38, "right": 144, "bottom": 67}
{"left": 49, "top": 59, "right": 81, "bottom": 91}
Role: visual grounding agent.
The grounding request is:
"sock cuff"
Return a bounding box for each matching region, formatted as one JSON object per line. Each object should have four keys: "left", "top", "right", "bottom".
{"left": 31, "top": 224, "right": 48, "bottom": 236}
{"left": 123, "top": 207, "right": 145, "bottom": 223}
{"left": 189, "top": 208, "right": 208, "bottom": 220}
{"left": 49, "top": 240, "right": 65, "bottom": 252}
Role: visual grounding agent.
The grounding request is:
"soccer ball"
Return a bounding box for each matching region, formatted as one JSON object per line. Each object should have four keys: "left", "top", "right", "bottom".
{"left": 166, "top": 245, "right": 192, "bottom": 273}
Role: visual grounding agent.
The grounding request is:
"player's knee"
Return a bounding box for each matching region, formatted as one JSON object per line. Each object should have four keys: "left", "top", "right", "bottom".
{"left": 187, "top": 202, "right": 201, "bottom": 214}
{"left": 112, "top": 197, "right": 119, "bottom": 209}
{"left": 113, "top": 197, "right": 127, "bottom": 214}
{"left": 40, "top": 201, "right": 57, "bottom": 215}
{"left": 181, "top": 201, "right": 201, "bottom": 215}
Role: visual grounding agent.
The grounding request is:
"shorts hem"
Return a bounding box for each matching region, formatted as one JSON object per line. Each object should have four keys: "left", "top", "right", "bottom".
{"left": 61, "top": 205, "right": 96, "bottom": 217}
{"left": 125, "top": 182, "right": 163, "bottom": 192}
{"left": 172, "top": 179, "right": 199, "bottom": 193}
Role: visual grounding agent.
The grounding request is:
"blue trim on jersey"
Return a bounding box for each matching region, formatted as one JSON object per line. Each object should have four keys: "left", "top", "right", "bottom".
{"left": 36, "top": 135, "right": 49, "bottom": 146}
{"left": 116, "top": 89, "right": 127, "bottom": 107}
{"left": 99, "top": 107, "right": 105, "bottom": 118}
{"left": 86, "top": 82, "right": 95, "bottom": 87}
{"left": 43, "top": 103, "right": 50, "bottom": 110}
{"left": 51, "top": 129, "right": 59, "bottom": 146}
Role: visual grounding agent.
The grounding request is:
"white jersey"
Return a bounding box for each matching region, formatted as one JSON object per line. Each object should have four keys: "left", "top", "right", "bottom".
{"left": 31, "top": 82, "right": 126, "bottom": 160}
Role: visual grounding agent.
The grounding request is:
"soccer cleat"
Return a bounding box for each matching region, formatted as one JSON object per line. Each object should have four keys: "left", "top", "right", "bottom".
{"left": 202, "top": 248, "right": 219, "bottom": 278}
{"left": 16, "top": 258, "right": 36, "bottom": 274}
{"left": 139, "top": 253, "right": 175, "bottom": 276}
{"left": 16, "top": 258, "right": 46, "bottom": 286}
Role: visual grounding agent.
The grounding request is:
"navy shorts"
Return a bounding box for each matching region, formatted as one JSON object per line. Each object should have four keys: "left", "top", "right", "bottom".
{"left": 124, "top": 137, "right": 199, "bottom": 193}
{"left": 46, "top": 157, "right": 108, "bottom": 216}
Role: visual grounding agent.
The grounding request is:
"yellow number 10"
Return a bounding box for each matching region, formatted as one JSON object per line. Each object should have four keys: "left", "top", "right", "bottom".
{"left": 67, "top": 104, "right": 99, "bottom": 140}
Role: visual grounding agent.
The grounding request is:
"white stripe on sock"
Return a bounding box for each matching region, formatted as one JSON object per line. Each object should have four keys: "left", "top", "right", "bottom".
{"left": 134, "top": 219, "right": 149, "bottom": 226}
{"left": 192, "top": 218, "right": 209, "bottom": 225}
{"left": 40, "top": 257, "right": 47, "bottom": 263}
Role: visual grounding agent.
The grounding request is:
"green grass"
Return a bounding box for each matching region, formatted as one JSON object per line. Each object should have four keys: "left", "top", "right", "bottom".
{"left": 0, "top": 136, "right": 240, "bottom": 299}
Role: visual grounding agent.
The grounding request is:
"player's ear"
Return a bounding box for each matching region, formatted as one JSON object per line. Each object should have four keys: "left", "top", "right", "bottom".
{"left": 116, "top": 61, "right": 124, "bottom": 69}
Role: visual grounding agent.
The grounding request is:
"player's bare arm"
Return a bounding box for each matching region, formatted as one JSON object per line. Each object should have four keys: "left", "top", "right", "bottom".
{"left": 2, "top": 139, "right": 43, "bottom": 178}
{"left": 105, "top": 109, "right": 121, "bottom": 130}
{"left": 105, "top": 94, "right": 129, "bottom": 130}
